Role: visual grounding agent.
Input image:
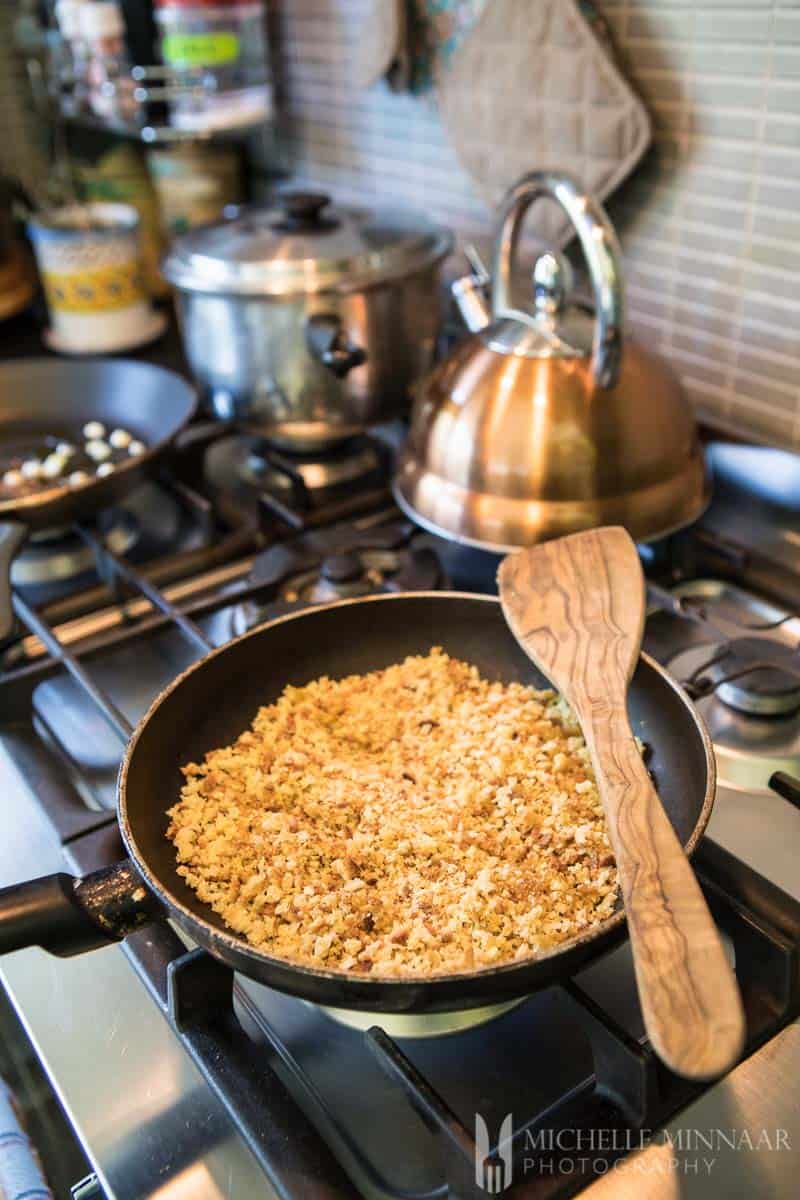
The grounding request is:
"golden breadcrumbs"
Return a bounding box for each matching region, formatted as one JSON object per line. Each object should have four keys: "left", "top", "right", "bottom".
{"left": 167, "top": 648, "right": 619, "bottom": 976}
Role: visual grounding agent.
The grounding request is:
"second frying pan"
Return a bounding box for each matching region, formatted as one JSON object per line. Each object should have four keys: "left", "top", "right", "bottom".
{"left": 0, "top": 358, "right": 196, "bottom": 640}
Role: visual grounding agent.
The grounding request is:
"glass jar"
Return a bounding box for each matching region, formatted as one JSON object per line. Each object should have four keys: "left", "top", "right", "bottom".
{"left": 154, "top": 0, "right": 272, "bottom": 131}
{"left": 54, "top": 0, "right": 90, "bottom": 112}
{"left": 147, "top": 144, "right": 242, "bottom": 237}
{"left": 79, "top": 1, "right": 139, "bottom": 123}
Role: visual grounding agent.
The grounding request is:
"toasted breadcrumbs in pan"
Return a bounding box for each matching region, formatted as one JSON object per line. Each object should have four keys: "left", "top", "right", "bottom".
{"left": 167, "top": 648, "right": 620, "bottom": 976}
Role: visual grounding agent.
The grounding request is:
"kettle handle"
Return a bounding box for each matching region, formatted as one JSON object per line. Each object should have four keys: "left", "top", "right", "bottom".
{"left": 491, "top": 172, "right": 624, "bottom": 389}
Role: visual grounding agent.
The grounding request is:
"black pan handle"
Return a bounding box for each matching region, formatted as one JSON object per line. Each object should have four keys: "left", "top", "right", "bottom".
{"left": 172, "top": 418, "right": 236, "bottom": 455}
{"left": 0, "top": 861, "right": 162, "bottom": 957}
{"left": 769, "top": 771, "right": 800, "bottom": 811}
{"left": 0, "top": 521, "right": 27, "bottom": 642}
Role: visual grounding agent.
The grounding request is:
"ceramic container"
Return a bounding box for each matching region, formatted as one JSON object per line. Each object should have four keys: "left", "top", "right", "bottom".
{"left": 27, "top": 202, "right": 164, "bottom": 353}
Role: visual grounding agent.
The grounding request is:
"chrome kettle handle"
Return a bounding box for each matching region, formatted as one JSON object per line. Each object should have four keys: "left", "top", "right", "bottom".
{"left": 490, "top": 171, "right": 624, "bottom": 389}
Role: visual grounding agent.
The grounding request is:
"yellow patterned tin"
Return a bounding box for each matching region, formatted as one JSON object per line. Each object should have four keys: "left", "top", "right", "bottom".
{"left": 28, "top": 203, "right": 159, "bottom": 353}
{"left": 42, "top": 261, "right": 146, "bottom": 313}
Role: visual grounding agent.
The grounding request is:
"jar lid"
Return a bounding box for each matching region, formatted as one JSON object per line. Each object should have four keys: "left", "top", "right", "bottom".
{"left": 79, "top": 1, "right": 125, "bottom": 38}
{"left": 27, "top": 201, "right": 140, "bottom": 240}
{"left": 55, "top": 0, "right": 89, "bottom": 39}
{"left": 161, "top": 191, "right": 453, "bottom": 296}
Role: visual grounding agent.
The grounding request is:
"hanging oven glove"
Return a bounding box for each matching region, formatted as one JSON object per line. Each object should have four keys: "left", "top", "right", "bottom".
{"left": 439, "top": 0, "right": 651, "bottom": 246}
{"left": 357, "top": 0, "right": 410, "bottom": 92}
{"left": 407, "top": 0, "right": 486, "bottom": 92}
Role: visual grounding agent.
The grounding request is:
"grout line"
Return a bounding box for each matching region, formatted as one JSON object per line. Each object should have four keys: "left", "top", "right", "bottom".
{"left": 718, "top": 15, "right": 773, "bottom": 419}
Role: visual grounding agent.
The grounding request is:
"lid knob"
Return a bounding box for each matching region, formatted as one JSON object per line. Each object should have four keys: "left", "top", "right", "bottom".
{"left": 532, "top": 252, "right": 572, "bottom": 316}
{"left": 278, "top": 191, "right": 332, "bottom": 230}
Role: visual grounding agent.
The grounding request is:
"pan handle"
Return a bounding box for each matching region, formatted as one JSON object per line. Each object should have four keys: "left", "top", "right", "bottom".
{"left": 0, "top": 861, "right": 162, "bottom": 957}
{"left": 0, "top": 522, "right": 27, "bottom": 642}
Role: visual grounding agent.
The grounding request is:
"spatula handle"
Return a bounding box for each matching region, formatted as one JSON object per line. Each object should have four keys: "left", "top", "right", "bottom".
{"left": 584, "top": 703, "right": 745, "bottom": 1080}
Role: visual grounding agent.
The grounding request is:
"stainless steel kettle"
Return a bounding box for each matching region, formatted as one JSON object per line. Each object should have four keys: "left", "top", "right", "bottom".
{"left": 394, "top": 171, "right": 709, "bottom": 551}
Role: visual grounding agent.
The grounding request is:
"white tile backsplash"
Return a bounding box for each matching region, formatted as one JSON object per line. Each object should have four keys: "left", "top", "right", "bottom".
{"left": 273, "top": 0, "right": 800, "bottom": 448}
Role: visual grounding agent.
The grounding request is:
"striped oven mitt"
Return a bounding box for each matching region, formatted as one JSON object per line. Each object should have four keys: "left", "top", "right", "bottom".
{"left": 439, "top": 0, "right": 651, "bottom": 246}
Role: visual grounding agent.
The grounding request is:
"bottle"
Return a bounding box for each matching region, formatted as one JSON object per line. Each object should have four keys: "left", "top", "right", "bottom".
{"left": 79, "top": 1, "right": 138, "bottom": 123}
{"left": 54, "top": 0, "right": 90, "bottom": 112}
{"left": 147, "top": 143, "right": 242, "bottom": 237}
{"left": 154, "top": 0, "right": 272, "bottom": 131}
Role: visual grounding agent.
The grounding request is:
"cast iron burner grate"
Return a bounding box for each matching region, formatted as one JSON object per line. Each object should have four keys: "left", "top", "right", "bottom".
{"left": 203, "top": 430, "right": 393, "bottom": 532}
{"left": 9, "top": 481, "right": 214, "bottom": 608}
{"left": 1, "top": 473, "right": 259, "bottom": 663}
{"left": 230, "top": 519, "right": 447, "bottom": 636}
{"left": 3, "top": 479, "right": 800, "bottom": 1199}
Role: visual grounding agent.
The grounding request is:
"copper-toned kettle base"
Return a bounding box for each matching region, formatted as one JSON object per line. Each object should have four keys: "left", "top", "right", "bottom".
{"left": 394, "top": 443, "right": 710, "bottom": 553}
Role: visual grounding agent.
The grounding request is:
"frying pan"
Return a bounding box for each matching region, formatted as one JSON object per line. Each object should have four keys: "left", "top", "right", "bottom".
{"left": 0, "top": 593, "right": 715, "bottom": 1014}
{"left": 0, "top": 358, "right": 196, "bottom": 641}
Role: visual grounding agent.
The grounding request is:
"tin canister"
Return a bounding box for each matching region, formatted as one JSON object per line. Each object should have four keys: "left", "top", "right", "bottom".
{"left": 27, "top": 202, "right": 160, "bottom": 353}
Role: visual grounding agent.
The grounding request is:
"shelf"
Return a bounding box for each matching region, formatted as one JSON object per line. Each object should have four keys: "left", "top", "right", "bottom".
{"left": 60, "top": 109, "right": 270, "bottom": 145}
{"left": 55, "top": 60, "right": 274, "bottom": 145}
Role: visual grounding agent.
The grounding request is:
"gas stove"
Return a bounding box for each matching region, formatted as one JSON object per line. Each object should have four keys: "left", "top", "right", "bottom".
{"left": 0, "top": 438, "right": 799, "bottom": 1199}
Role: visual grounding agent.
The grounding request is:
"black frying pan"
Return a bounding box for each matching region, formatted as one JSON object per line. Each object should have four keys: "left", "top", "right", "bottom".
{"left": 0, "top": 594, "right": 715, "bottom": 1014}
{"left": 0, "top": 358, "right": 196, "bottom": 640}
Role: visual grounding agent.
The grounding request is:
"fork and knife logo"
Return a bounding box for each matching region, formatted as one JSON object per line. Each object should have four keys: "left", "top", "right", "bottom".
{"left": 475, "top": 1112, "right": 513, "bottom": 1194}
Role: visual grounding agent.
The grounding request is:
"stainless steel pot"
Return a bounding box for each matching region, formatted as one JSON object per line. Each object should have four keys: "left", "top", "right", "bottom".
{"left": 162, "top": 192, "right": 453, "bottom": 450}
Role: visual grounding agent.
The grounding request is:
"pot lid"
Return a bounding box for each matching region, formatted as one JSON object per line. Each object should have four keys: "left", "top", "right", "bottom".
{"left": 162, "top": 191, "right": 453, "bottom": 296}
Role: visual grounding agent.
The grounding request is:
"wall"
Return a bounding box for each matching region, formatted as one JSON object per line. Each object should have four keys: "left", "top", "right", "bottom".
{"left": 274, "top": 0, "right": 800, "bottom": 449}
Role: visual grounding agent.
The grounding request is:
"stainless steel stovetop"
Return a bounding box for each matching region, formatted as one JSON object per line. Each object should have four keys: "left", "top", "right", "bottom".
{"left": 0, "top": 440, "right": 799, "bottom": 1199}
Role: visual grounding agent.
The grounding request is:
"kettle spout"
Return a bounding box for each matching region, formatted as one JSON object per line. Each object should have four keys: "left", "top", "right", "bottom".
{"left": 451, "top": 244, "right": 492, "bottom": 332}
{"left": 451, "top": 274, "right": 491, "bottom": 333}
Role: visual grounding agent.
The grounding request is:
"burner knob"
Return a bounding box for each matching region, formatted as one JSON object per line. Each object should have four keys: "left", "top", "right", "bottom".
{"left": 321, "top": 552, "right": 362, "bottom": 584}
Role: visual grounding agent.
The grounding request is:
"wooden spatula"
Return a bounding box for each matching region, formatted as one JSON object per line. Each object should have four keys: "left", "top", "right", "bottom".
{"left": 498, "top": 526, "right": 745, "bottom": 1081}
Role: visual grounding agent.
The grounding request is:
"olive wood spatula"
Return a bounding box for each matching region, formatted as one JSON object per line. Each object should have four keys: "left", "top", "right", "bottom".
{"left": 498, "top": 525, "right": 745, "bottom": 1081}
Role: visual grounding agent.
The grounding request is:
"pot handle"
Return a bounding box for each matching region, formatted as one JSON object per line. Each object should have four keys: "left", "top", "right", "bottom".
{"left": 0, "top": 522, "right": 27, "bottom": 643}
{"left": 305, "top": 313, "right": 367, "bottom": 379}
{"left": 0, "top": 861, "right": 161, "bottom": 957}
{"left": 490, "top": 171, "right": 624, "bottom": 389}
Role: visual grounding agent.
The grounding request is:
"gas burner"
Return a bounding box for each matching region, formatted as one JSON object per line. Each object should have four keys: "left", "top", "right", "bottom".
{"left": 10, "top": 483, "right": 185, "bottom": 604}
{"left": 668, "top": 641, "right": 800, "bottom": 792}
{"left": 706, "top": 636, "right": 800, "bottom": 717}
{"left": 229, "top": 519, "right": 447, "bottom": 636}
{"left": 287, "top": 549, "right": 389, "bottom": 604}
{"left": 204, "top": 432, "right": 390, "bottom": 527}
{"left": 244, "top": 440, "right": 382, "bottom": 497}
{"left": 12, "top": 512, "right": 139, "bottom": 589}
{"left": 313, "top": 996, "right": 528, "bottom": 1038}
{"left": 646, "top": 578, "right": 800, "bottom": 790}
